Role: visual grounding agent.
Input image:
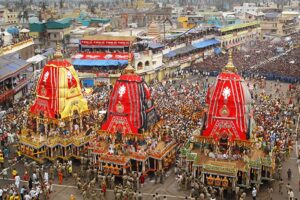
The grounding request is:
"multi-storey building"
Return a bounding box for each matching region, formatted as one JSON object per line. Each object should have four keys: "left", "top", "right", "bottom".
{"left": 261, "top": 13, "right": 299, "bottom": 36}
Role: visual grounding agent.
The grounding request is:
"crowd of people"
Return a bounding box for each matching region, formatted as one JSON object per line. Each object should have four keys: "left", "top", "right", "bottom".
{"left": 0, "top": 32, "right": 299, "bottom": 200}
{"left": 188, "top": 33, "right": 300, "bottom": 82}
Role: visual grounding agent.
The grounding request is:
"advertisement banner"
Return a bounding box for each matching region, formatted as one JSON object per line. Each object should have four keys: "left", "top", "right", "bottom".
{"left": 80, "top": 40, "right": 130, "bottom": 46}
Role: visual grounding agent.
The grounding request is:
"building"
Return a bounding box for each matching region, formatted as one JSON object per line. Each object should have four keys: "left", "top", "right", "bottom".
{"left": 46, "top": 18, "right": 72, "bottom": 48}
{"left": 72, "top": 35, "right": 136, "bottom": 84}
{"left": 146, "top": 7, "right": 172, "bottom": 24}
{"left": 29, "top": 22, "right": 47, "bottom": 49}
{"left": 0, "top": 6, "right": 18, "bottom": 25}
{"left": 218, "top": 21, "right": 261, "bottom": 49}
{"left": 234, "top": 3, "right": 260, "bottom": 14}
{"left": 261, "top": 13, "right": 299, "bottom": 36}
{"left": 0, "top": 38, "right": 35, "bottom": 60}
{"left": 0, "top": 53, "right": 32, "bottom": 106}
{"left": 177, "top": 15, "right": 204, "bottom": 29}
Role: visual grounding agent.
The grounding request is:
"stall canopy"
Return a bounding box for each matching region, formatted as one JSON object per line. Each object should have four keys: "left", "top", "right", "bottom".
{"left": 148, "top": 42, "right": 164, "bottom": 49}
{"left": 72, "top": 59, "right": 128, "bottom": 66}
{"left": 0, "top": 54, "right": 29, "bottom": 82}
{"left": 192, "top": 39, "right": 220, "bottom": 49}
{"left": 6, "top": 27, "right": 19, "bottom": 35}
{"left": 164, "top": 45, "right": 196, "bottom": 58}
{"left": 26, "top": 54, "right": 46, "bottom": 64}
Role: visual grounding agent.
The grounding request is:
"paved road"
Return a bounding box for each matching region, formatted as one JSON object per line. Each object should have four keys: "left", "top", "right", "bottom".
{"left": 0, "top": 78, "right": 299, "bottom": 200}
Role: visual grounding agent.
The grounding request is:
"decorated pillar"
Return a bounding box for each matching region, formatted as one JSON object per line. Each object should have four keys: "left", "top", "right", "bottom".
{"left": 193, "top": 166, "right": 197, "bottom": 178}
{"left": 158, "top": 160, "right": 162, "bottom": 170}
{"left": 36, "top": 118, "right": 39, "bottom": 134}
{"left": 44, "top": 119, "right": 48, "bottom": 136}
{"left": 79, "top": 116, "right": 83, "bottom": 131}
{"left": 136, "top": 161, "right": 139, "bottom": 173}
{"left": 142, "top": 161, "right": 146, "bottom": 173}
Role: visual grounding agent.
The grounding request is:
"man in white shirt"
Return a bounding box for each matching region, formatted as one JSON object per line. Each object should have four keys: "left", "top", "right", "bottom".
{"left": 252, "top": 187, "right": 257, "bottom": 200}
{"left": 0, "top": 188, "right": 3, "bottom": 199}
{"left": 24, "top": 192, "right": 32, "bottom": 200}
{"left": 15, "top": 174, "right": 20, "bottom": 189}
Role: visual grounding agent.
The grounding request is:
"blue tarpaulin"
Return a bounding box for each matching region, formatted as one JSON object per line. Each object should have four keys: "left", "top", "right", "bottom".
{"left": 214, "top": 47, "right": 222, "bottom": 55}
{"left": 82, "top": 79, "right": 94, "bottom": 87}
{"left": 148, "top": 42, "right": 164, "bottom": 49}
{"left": 164, "top": 51, "right": 176, "bottom": 58}
{"left": 164, "top": 45, "right": 197, "bottom": 58}
{"left": 192, "top": 39, "right": 220, "bottom": 49}
{"left": 7, "top": 27, "right": 19, "bottom": 35}
{"left": 73, "top": 59, "right": 128, "bottom": 66}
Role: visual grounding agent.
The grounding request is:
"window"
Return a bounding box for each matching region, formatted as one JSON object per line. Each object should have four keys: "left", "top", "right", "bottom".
{"left": 145, "top": 61, "right": 150, "bottom": 66}
{"left": 137, "top": 62, "right": 143, "bottom": 70}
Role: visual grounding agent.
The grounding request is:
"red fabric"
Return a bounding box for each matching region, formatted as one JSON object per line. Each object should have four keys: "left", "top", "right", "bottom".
{"left": 29, "top": 60, "right": 75, "bottom": 119}
{"left": 102, "top": 74, "right": 151, "bottom": 134}
{"left": 203, "top": 71, "right": 248, "bottom": 141}
{"left": 139, "top": 174, "right": 145, "bottom": 184}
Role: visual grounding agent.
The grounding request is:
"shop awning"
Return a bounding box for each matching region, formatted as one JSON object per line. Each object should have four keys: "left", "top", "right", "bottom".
{"left": 148, "top": 42, "right": 164, "bottom": 49}
{"left": 164, "top": 45, "right": 197, "bottom": 58}
{"left": 72, "top": 59, "right": 128, "bottom": 66}
{"left": 192, "top": 39, "right": 220, "bottom": 49}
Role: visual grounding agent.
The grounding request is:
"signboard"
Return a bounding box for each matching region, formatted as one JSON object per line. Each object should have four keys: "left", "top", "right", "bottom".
{"left": 72, "top": 53, "right": 132, "bottom": 60}
{"left": 80, "top": 40, "right": 131, "bottom": 46}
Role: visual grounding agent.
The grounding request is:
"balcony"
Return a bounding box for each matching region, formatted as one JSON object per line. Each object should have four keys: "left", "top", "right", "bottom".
{"left": 0, "top": 78, "right": 31, "bottom": 102}
{"left": 1, "top": 38, "right": 34, "bottom": 55}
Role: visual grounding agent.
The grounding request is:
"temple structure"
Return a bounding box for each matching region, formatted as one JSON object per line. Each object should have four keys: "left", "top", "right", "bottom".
{"left": 102, "top": 65, "right": 157, "bottom": 134}
{"left": 180, "top": 50, "right": 275, "bottom": 192}
{"left": 20, "top": 46, "right": 93, "bottom": 163}
{"left": 88, "top": 61, "right": 176, "bottom": 176}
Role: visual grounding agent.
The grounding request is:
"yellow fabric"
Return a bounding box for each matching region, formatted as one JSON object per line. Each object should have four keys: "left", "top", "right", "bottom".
{"left": 55, "top": 64, "right": 89, "bottom": 119}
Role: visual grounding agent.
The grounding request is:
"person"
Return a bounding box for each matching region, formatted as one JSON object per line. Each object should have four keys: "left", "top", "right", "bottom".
{"left": 0, "top": 150, "right": 4, "bottom": 169}
{"left": 2, "top": 168, "right": 8, "bottom": 180}
{"left": 137, "top": 191, "right": 142, "bottom": 200}
{"left": 20, "top": 186, "right": 26, "bottom": 200}
{"left": 15, "top": 174, "right": 20, "bottom": 189}
{"left": 12, "top": 168, "right": 17, "bottom": 179}
{"left": 287, "top": 168, "right": 292, "bottom": 181}
{"left": 288, "top": 188, "right": 294, "bottom": 200}
{"left": 279, "top": 178, "right": 284, "bottom": 194}
{"left": 0, "top": 187, "right": 3, "bottom": 200}
{"left": 139, "top": 174, "right": 145, "bottom": 188}
{"left": 58, "top": 171, "right": 63, "bottom": 185}
{"left": 69, "top": 194, "right": 75, "bottom": 200}
{"left": 252, "top": 187, "right": 257, "bottom": 200}
{"left": 268, "top": 186, "right": 273, "bottom": 200}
